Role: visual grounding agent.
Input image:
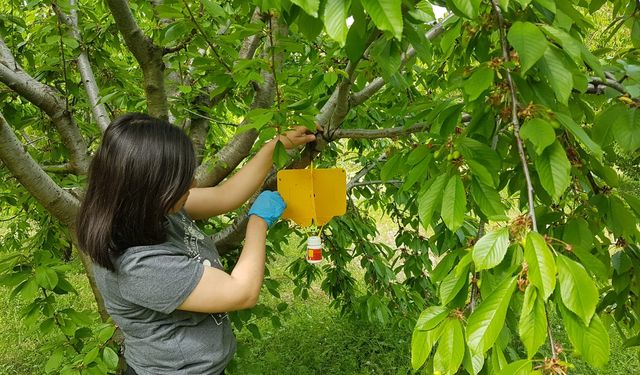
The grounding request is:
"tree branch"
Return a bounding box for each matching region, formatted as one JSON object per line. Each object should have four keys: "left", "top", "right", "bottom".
{"left": 0, "top": 37, "right": 90, "bottom": 173}
{"left": 330, "top": 122, "right": 431, "bottom": 140}
{"left": 53, "top": 0, "right": 111, "bottom": 132}
{"left": 0, "top": 112, "right": 78, "bottom": 226}
{"left": 188, "top": 9, "right": 265, "bottom": 170}
{"left": 350, "top": 15, "right": 453, "bottom": 107}
{"left": 105, "top": 0, "right": 168, "bottom": 119}
{"left": 491, "top": 0, "right": 556, "bottom": 360}
{"left": 194, "top": 70, "right": 276, "bottom": 187}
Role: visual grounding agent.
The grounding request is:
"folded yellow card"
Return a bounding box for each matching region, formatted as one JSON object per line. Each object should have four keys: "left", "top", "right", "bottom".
{"left": 277, "top": 168, "right": 347, "bottom": 227}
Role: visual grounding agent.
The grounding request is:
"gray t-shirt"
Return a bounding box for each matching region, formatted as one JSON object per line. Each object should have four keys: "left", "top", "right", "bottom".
{"left": 93, "top": 210, "right": 236, "bottom": 375}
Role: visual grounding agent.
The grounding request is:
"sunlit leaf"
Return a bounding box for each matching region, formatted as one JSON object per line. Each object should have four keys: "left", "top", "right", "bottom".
{"left": 507, "top": 21, "right": 548, "bottom": 75}
{"left": 361, "top": 0, "right": 403, "bottom": 40}
{"left": 520, "top": 118, "right": 555, "bottom": 155}
{"left": 557, "top": 254, "right": 599, "bottom": 325}
{"left": 535, "top": 141, "right": 571, "bottom": 202}
{"left": 559, "top": 304, "right": 610, "bottom": 368}
{"left": 467, "top": 276, "right": 517, "bottom": 354}
{"left": 292, "top": 0, "right": 320, "bottom": 17}
{"left": 434, "top": 319, "right": 465, "bottom": 375}
{"left": 441, "top": 175, "right": 466, "bottom": 232}
{"left": 473, "top": 228, "right": 510, "bottom": 271}
{"left": 519, "top": 286, "right": 547, "bottom": 357}
{"left": 323, "top": 0, "right": 351, "bottom": 46}
{"left": 523, "top": 232, "right": 556, "bottom": 300}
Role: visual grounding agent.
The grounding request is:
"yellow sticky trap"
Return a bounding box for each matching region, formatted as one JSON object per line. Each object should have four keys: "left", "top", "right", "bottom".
{"left": 277, "top": 168, "right": 347, "bottom": 227}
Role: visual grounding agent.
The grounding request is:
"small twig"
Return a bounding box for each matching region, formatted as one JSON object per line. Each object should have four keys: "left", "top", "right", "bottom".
{"left": 54, "top": 2, "right": 70, "bottom": 112}
{"left": 490, "top": 0, "right": 537, "bottom": 232}
{"left": 491, "top": 0, "right": 556, "bottom": 359}
{"left": 181, "top": 0, "right": 231, "bottom": 72}
{"left": 268, "top": 13, "right": 282, "bottom": 113}
{"left": 162, "top": 29, "right": 197, "bottom": 55}
{"left": 348, "top": 180, "right": 402, "bottom": 190}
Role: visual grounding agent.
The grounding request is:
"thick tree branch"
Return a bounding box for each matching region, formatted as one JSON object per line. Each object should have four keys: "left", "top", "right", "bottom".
{"left": 0, "top": 38, "right": 90, "bottom": 173}
{"left": 0, "top": 113, "right": 78, "bottom": 226}
{"left": 0, "top": 112, "right": 108, "bottom": 321}
{"left": 105, "top": 0, "right": 168, "bottom": 119}
{"left": 350, "top": 15, "right": 453, "bottom": 107}
{"left": 54, "top": 0, "right": 111, "bottom": 132}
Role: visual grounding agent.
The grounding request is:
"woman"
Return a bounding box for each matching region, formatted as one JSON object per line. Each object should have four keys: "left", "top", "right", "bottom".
{"left": 76, "top": 113, "right": 315, "bottom": 374}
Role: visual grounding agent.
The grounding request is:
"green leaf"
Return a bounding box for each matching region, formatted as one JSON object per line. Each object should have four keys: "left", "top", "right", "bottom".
{"left": 496, "top": 359, "right": 532, "bottom": 375}
{"left": 292, "top": 0, "right": 320, "bottom": 17}
{"left": 516, "top": 0, "right": 532, "bottom": 8}
{"left": 83, "top": 347, "right": 100, "bottom": 365}
{"left": 457, "top": 138, "right": 502, "bottom": 187}
{"left": 380, "top": 153, "right": 403, "bottom": 182}
{"left": 202, "top": 0, "right": 226, "bottom": 18}
{"left": 473, "top": 228, "right": 510, "bottom": 271}
{"left": 470, "top": 179, "right": 507, "bottom": 221}
{"left": 540, "top": 25, "right": 582, "bottom": 65}
{"left": 415, "top": 305, "right": 450, "bottom": 331}
{"left": 463, "top": 349, "right": 485, "bottom": 375}
{"left": 622, "top": 192, "right": 640, "bottom": 219}
{"left": 163, "top": 22, "right": 192, "bottom": 45}
{"left": 451, "top": 0, "right": 479, "bottom": 19}
{"left": 534, "top": 0, "right": 556, "bottom": 12}
{"left": 555, "top": 112, "right": 603, "bottom": 159}
{"left": 323, "top": 0, "right": 350, "bottom": 46}
{"left": 35, "top": 267, "right": 59, "bottom": 290}
{"left": 412, "top": 325, "right": 442, "bottom": 371}
{"left": 507, "top": 22, "right": 548, "bottom": 75}
{"left": 370, "top": 39, "right": 402, "bottom": 80}
{"left": 272, "top": 140, "right": 289, "bottom": 168}
{"left": 239, "top": 109, "right": 273, "bottom": 133}
{"left": 418, "top": 174, "right": 448, "bottom": 230}
{"left": 523, "top": 232, "right": 556, "bottom": 300}
{"left": 612, "top": 106, "right": 640, "bottom": 153}
{"left": 535, "top": 141, "right": 571, "bottom": 202}
{"left": 593, "top": 102, "right": 625, "bottom": 147}
{"left": 540, "top": 47, "right": 573, "bottom": 105}
{"left": 464, "top": 67, "right": 494, "bottom": 101}
{"left": 361, "top": 0, "right": 403, "bottom": 40}
{"left": 557, "top": 254, "right": 599, "bottom": 325}
{"left": 560, "top": 304, "right": 610, "bottom": 368}
{"left": 439, "top": 266, "right": 468, "bottom": 306}
{"left": 519, "top": 286, "right": 547, "bottom": 357}
{"left": 563, "top": 218, "right": 608, "bottom": 281}
{"left": 102, "top": 347, "right": 119, "bottom": 370}
{"left": 297, "top": 11, "right": 324, "bottom": 40}
{"left": 520, "top": 118, "right": 555, "bottom": 155}
{"left": 467, "top": 276, "right": 517, "bottom": 354}
{"left": 434, "top": 319, "right": 465, "bottom": 375}
{"left": 45, "top": 348, "right": 64, "bottom": 373}
{"left": 441, "top": 175, "right": 466, "bottom": 232}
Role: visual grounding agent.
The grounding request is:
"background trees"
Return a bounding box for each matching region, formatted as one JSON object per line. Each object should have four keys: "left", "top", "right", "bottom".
{"left": 0, "top": 0, "right": 639, "bottom": 374}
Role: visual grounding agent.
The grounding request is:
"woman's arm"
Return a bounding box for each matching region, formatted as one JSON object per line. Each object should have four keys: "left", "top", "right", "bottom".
{"left": 177, "top": 215, "right": 268, "bottom": 313}
{"left": 184, "top": 126, "right": 315, "bottom": 220}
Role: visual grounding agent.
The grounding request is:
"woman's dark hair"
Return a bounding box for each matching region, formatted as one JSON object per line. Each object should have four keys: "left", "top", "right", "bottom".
{"left": 77, "top": 113, "right": 196, "bottom": 271}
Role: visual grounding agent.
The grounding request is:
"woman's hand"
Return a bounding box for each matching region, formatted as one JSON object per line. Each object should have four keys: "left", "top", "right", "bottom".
{"left": 248, "top": 191, "right": 286, "bottom": 227}
{"left": 276, "top": 126, "right": 317, "bottom": 149}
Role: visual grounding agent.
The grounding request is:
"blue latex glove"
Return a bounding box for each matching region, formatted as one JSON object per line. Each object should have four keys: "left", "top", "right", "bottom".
{"left": 248, "top": 191, "right": 286, "bottom": 227}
